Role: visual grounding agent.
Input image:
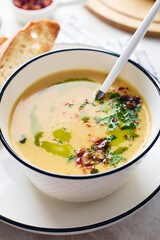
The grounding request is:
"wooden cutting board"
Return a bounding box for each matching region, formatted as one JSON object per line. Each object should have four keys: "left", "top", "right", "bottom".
{"left": 85, "top": 0, "right": 160, "bottom": 37}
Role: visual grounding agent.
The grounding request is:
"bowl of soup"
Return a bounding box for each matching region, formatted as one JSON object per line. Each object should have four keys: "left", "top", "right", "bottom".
{"left": 0, "top": 48, "right": 160, "bottom": 202}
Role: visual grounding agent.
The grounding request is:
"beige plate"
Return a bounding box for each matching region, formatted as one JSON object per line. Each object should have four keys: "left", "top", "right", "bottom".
{"left": 85, "top": 0, "right": 160, "bottom": 37}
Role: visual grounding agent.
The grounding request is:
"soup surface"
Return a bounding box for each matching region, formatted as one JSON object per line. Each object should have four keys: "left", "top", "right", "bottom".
{"left": 9, "top": 69, "right": 151, "bottom": 175}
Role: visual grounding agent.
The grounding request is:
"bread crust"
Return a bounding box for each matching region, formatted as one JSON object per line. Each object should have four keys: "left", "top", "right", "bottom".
{"left": 0, "top": 20, "right": 60, "bottom": 88}
{"left": 0, "top": 36, "right": 8, "bottom": 47}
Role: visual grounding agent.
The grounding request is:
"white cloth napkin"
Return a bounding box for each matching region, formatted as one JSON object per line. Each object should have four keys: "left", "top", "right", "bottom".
{"left": 56, "top": 15, "right": 160, "bottom": 82}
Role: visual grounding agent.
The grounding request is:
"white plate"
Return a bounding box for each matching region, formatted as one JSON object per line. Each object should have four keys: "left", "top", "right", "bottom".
{"left": 0, "top": 45, "right": 160, "bottom": 235}
{"left": 0, "top": 137, "right": 159, "bottom": 235}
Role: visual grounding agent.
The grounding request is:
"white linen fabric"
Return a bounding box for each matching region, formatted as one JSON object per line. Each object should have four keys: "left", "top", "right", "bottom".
{"left": 56, "top": 15, "right": 160, "bottom": 82}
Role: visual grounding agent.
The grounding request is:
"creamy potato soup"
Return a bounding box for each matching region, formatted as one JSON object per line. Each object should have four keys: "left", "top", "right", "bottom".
{"left": 9, "top": 69, "right": 151, "bottom": 175}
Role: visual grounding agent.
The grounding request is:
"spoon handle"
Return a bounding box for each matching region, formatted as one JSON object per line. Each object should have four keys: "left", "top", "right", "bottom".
{"left": 96, "top": 0, "right": 160, "bottom": 100}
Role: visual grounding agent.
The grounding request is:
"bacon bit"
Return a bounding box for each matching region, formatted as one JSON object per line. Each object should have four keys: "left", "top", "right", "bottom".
{"left": 103, "top": 159, "right": 109, "bottom": 165}
{"left": 92, "top": 155, "right": 104, "bottom": 163}
{"left": 119, "top": 95, "right": 128, "bottom": 101}
{"left": 120, "top": 95, "right": 142, "bottom": 110}
{"left": 94, "top": 138, "right": 104, "bottom": 145}
{"left": 85, "top": 99, "right": 90, "bottom": 104}
{"left": 118, "top": 87, "right": 125, "bottom": 91}
{"left": 126, "top": 101, "right": 135, "bottom": 110}
{"left": 88, "top": 134, "right": 91, "bottom": 137}
{"left": 63, "top": 112, "right": 66, "bottom": 114}
{"left": 120, "top": 95, "right": 141, "bottom": 103}
{"left": 76, "top": 164, "right": 82, "bottom": 168}
{"left": 85, "top": 123, "right": 91, "bottom": 127}
{"left": 77, "top": 150, "right": 85, "bottom": 158}
{"left": 113, "top": 118, "right": 117, "bottom": 122}
{"left": 131, "top": 96, "right": 142, "bottom": 104}
{"left": 134, "top": 120, "right": 139, "bottom": 124}
{"left": 74, "top": 114, "right": 79, "bottom": 118}
{"left": 91, "top": 138, "right": 97, "bottom": 143}
{"left": 83, "top": 161, "right": 93, "bottom": 167}
{"left": 94, "top": 139, "right": 109, "bottom": 153}
{"left": 74, "top": 137, "right": 111, "bottom": 170}
{"left": 124, "top": 135, "right": 128, "bottom": 139}
{"left": 76, "top": 157, "right": 83, "bottom": 165}
{"left": 83, "top": 152, "right": 92, "bottom": 160}
{"left": 84, "top": 164, "right": 95, "bottom": 170}
{"left": 83, "top": 169, "right": 87, "bottom": 175}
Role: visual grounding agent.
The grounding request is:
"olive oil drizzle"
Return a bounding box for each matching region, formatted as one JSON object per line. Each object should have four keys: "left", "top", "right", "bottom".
{"left": 20, "top": 79, "right": 142, "bottom": 174}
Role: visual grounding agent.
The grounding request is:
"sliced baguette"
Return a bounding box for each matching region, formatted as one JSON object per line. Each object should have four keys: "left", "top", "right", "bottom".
{"left": 0, "top": 36, "right": 8, "bottom": 47}
{"left": 0, "top": 20, "right": 60, "bottom": 88}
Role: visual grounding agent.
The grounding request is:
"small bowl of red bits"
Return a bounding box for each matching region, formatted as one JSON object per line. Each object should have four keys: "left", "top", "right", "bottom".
{"left": 11, "top": 0, "right": 57, "bottom": 24}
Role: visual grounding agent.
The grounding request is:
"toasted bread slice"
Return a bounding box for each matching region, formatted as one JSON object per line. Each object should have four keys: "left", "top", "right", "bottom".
{"left": 0, "top": 20, "right": 60, "bottom": 88}
{"left": 0, "top": 36, "right": 8, "bottom": 47}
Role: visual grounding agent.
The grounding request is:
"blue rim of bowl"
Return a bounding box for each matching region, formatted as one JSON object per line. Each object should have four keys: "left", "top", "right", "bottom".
{"left": 0, "top": 48, "right": 160, "bottom": 180}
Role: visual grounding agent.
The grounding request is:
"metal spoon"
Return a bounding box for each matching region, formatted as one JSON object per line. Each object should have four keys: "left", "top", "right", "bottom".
{"left": 95, "top": 0, "right": 160, "bottom": 100}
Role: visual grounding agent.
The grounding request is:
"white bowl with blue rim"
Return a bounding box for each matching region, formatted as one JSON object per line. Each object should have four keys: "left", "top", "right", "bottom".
{"left": 0, "top": 48, "right": 159, "bottom": 202}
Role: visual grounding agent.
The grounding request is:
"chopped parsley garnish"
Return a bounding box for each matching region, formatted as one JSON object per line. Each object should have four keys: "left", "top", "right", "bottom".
{"left": 105, "top": 135, "right": 117, "bottom": 142}
{"left": 68, "top": 103, "right": 74, "bottom": 107}
{"left": 91, "top": 102, "right": 96, "bottom": 106}
{"left": 101, "top": 115, "right": 119, "bottom": 131}
{"left": 90, "top": 169, "right": 99, "bottom": 174}
{"left": 109, "top": 92, "right": 120, "bottom": 99}
{"left": 67, "top": 155, "right": 75, "bottom": 163}
{"left": 94, "top": 92, "right": 142, "bottom": 131}
{"left": 109, "top": 154, "right": 126, "bottom": 166}
{"left": 121, "top": 122, "right": 137, "bottom": 130}
{"left": 94, "top": 116, "right": 101, "bottom": 123}
{"left": 135, "top": 105, "right": 141, "bottom": 112}
{"left": 97, "top": 99, "right": 104, "bottom": 105}
{"left": 19, "top": 134, "right": 27, "bottom": 144}
{"left": 66, "top": 135, "right": 126, "bottom": 172}
{"left": 80, "top": 102, "right": 88, "bottom": 109}
{"left": 91, "top": 144, "right": 96, "bottom": 152}
{"left": 66, "top": 92, "right": 142, "bottom": 174}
